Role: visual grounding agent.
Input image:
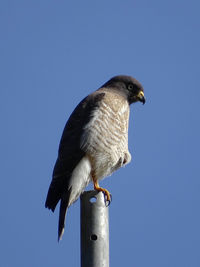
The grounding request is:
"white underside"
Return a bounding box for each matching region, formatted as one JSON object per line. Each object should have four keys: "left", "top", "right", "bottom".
{"left": 68, "top": 156, "right": 92, "bottom": 206}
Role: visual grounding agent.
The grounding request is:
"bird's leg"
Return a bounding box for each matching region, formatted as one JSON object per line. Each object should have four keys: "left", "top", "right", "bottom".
{"left": 93, "top": 180, "right": 111, "bottom": 201}
{"left": 92, "top": 177, "right": 112, "bottom": 203}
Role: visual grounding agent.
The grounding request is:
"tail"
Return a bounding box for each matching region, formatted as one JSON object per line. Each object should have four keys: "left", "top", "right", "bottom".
{"left": 58, "top": 188, "right": 72, "bottom": 242}
{"left": 46, "top": 156, "right": 91, "bottom": 241}
{"left": 57, "top": 157, "right": 92, "bottom": 241}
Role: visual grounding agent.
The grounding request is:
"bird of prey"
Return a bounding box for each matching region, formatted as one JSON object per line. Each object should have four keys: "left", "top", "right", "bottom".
{"left": 45, "top": 75, "right": 145, "bottom": 241}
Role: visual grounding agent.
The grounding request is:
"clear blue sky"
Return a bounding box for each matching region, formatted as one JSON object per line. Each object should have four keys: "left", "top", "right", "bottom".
{"left": 1, "top": 1, "right": 200, "bottom": 266}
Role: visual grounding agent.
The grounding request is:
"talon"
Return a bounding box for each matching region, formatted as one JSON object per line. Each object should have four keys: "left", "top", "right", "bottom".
{"left": 93, "top": 180, "right": 112, "bottom": 206}
{"left": 104, "top": 193, "right": 112, "bottom": 206}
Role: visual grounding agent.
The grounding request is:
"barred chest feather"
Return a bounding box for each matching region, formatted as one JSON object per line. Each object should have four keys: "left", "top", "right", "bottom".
{"left": 81, "top": 91, "right": 131, "bottom": 179}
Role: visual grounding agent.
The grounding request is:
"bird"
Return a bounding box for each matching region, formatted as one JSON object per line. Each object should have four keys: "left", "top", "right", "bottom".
{"left": 45, "top": 75, "right": 145, "bottom": 241}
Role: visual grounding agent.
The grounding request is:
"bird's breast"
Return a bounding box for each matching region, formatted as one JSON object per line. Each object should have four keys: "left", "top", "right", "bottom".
{"left": 80, "top": 92, "right": 130, "bottom": 178}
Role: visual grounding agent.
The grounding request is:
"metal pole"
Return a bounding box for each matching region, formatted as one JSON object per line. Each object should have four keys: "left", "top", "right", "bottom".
{"left": 81, "top": 190, "right": 109, "bottom": 267}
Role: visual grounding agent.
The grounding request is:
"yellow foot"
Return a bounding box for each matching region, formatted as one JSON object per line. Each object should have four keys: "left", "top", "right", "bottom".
{"left": 93, "top": 181, "right": 112, "bottom": 203}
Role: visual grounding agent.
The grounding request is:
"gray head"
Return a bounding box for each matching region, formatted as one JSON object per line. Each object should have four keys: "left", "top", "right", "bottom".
{"left": 101, "top": 75, "right": 145, "bottom": 104}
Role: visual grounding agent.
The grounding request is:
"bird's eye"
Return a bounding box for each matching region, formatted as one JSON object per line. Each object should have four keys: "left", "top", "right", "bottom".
{"left": 127, "top": 84, "right": 133, "bottom": 90}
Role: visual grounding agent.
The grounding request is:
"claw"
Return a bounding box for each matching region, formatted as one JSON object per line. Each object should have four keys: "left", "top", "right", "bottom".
{"left": 93, "top": 180, "right": 112, "bottom": 206}
{"left": 104, "top": 192, "right": 112, "bottom": 206}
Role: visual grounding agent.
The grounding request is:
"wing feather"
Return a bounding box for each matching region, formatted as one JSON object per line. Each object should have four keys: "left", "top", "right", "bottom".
{"left": 45, "top": 92, "right": 105, "bottom": 211}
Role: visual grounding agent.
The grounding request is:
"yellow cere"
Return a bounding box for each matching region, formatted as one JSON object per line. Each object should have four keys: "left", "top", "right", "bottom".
{"left": 138, "top": 91, "right": 144, "bottom": 98}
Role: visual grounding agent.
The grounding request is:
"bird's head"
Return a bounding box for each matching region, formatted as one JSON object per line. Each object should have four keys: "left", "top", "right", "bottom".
{"left": 102, "top": 75, "right": 145, "bottom": 105}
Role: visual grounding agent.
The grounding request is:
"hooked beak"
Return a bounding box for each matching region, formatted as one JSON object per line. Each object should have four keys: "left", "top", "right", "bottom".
{"left": 137, "top": 91, "right": 145, "bottom": 104}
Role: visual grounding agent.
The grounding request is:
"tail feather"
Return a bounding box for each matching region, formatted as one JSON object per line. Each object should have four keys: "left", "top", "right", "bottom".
{"left": 46, "top": 156, "right": 91, "bottom": 241}
{"left": 58, "top": 188, "right": 72, "bottom": 242}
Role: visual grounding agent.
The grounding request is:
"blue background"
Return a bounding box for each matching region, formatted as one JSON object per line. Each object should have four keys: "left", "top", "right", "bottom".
{"left": 1, "top": 1, "right": 200, "bottom": 266}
